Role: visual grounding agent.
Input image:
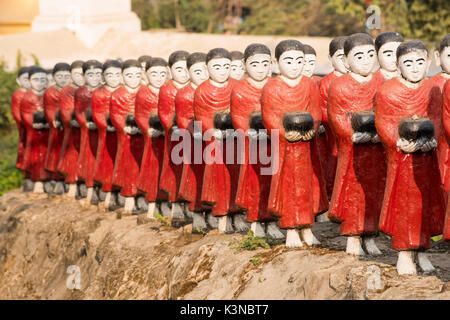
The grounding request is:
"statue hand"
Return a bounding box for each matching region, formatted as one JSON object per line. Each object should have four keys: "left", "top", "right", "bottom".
{"left": 370, "top": 133, "right": 380, "bottom": 143}
{"left": 87, "top": 122, "right": 97, "bottom": 130}
{"left": 213, "top": 129, "right": 223, "bottom": 140}
{"left": 299, "top": 129, "right": 315, "bottom": 141}
{"left": 248, "top": 128, "right": 258, "bottom": 139}
{"left": 172, "top": 126, "right": 181, "bottom": 136}
{"left": 397, "top": 138, "right": 419, "bottom": 153}
{"left": 420, "top": 137, "right": 437, "bottom": 152}
{"left": 32, "top": 123, "right": 43, "bottom": 130}
{"left": 318, "top": 124, "right": 326, "bottom": 135}
{"left": 285, "top": 130, "right": 301, "bottom": 142}
{"left": 124, "top": 126, "right": 131, "bottom": 134}
{"left": 352, "top": 132, "right": 372, "bottom": 144}
{"left": 107, "top": 125, "right": 116, "bottom": 133}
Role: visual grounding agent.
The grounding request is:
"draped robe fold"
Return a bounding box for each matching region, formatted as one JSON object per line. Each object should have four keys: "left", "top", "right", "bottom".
{"left": 11, "top": 89, "right": 28, "bottom": 173}
{"left": 44, "top": 86, "right": 64, "bottom": 179}
{"left": 441, "top": 80, "right": 450, "bottom": 241}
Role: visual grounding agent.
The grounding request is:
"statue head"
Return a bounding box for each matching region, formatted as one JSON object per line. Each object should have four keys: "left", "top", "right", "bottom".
{"left": 435, "top": 34, "right": 450, "bottom": 74}
{"left": 102, "top": 60, "right": 122, "bottom": 89}
{"left": 302, "top": 44, "right": 317, "bottom": 78}
{"left": 397, "top": 40, "right": 430, "bottom": 83}
{"left": 344, "top": 33, "right": 377, "bottom": 76}
{"left": 187, "top": 52, "right": 208, "bottom": 87}
{"left": 375, "top": 32, "right": 404, "bottom": 72}
{"left": 52, "top": 63, "right": 71, "bottom": 89}
{"left": 230, "top": 51, "right": 245, "bottom": 80}
{"left": 146, "top": 57, "right": 168, "bottom": 89}
{"left": 168, "top": 50, "right": 190, "bottom": 85}
{"left": 82, "top": 60, "right": 102, "bottom": 89}
{"left": 46, "top": 69, "right": 55, "bottom": 88}
{"left": 138, "top": 55, "right": 152, "bottom": 84}
{"left": 329, "top": 36, "right": 348, "bottom": 75}
{"left": 28, "top": 66, "right": 47, "bottom": 93}
{"left": 206, "top": 48, "right": 231, "bottom": 84}
{"left": 16, "top": 66, "right": 31, "bottom": 90}
{"left": 121, "top": 59, "right": 142, "bottom": 89}
{"left": 244, "top": 43, "right": 271, "bottom": 82}
{"left": 275, "top": 39, "right": 305, "bottom": 79}
{"left": 70, "top": 60, "right": 85, "bottom": 87}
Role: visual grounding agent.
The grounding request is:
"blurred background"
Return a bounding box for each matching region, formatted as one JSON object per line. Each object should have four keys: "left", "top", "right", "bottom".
{"left": 0, "top": 0, "right": 448, "bottom": 194}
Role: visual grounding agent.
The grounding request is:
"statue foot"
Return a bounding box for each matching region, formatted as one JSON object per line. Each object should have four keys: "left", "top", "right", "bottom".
{"left": 218, "top": 215, "right": 234, "bottom": 234}
{"left": 123, "top": 197, "right": 135, "bottom": 214}
{"left": 315, "top": 212, "right": 330, "bottom": 222}
{"left": 301, "top": 227, "right": 320, "bottom": 246}
{"left": 192, "top": 212, "right": 208, "bottom": 234}
{"left": 117, "top": 192, "right": 126, "bottom": 207}
{"left": 98, "top": 188, "right": 107, "bottom": 202}
{"left": 183, "top": 205, "right": 194, "bottom": 224}
{"left": 159, "top": 201, "right": 172, "bottom": 217}
{"left": 363, "top": 236, "right": 382, "bottom": 255}
{"left": 83, "top": 187, "right": 94, "bottom": 207}
{"left": 206, "top": 212, "right": 218, "bottom": 229}
{"left": 233, "top": 213, "right": 250, "bottom": 234}
{"left": 265, "top": 221, "right": 285, "bottom": 240}
{"left": 147, "top": 202, "right": 157, "bottom": 219}
{"left": 33, "top": 181, "right": 44, "bottom": 193}
{"left": 91, "top": 187, "right": 100, "bottom": 205}
{"left": 250, "top": 222, "right": 265, "bottom": 238}
{"left": 397, "top": 251, "right": 417, "bottom": 275}
{"left": 53, "top": 181, "right": 65, "bottom": 195}
{"left": 67, "top": 183, "right": 77, "bottom": 198}
{"left": 346, "top": 236, "right": 365, "bottom": 255}
{"left": 285, "top": 229, "right": 303, "bottom": 248}
{"left": 64, "top": 183, "right": 69, "bottom": 193}
{"left": 23, "top": 179, "right": 34, "bottom": 192}
{"left": 44, "top": 180, "right": 55, "bottom": 194}
{"left": 417, "top": 252, "right": 435, "bottom": 272}
{"left": 171, "top": 202, "right": 186, "bottom": 228}
{"left": 78, "top": 183, "right": 88, "bottom": 199}
{"left": 136, "top": 196, "right": 148, "bottom": 213}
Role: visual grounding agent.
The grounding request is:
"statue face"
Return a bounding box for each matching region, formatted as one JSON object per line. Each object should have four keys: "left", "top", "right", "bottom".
{"left": 103, "top": 67, "right": 122, "bottom": 89}
{"left": 302, "top": 54, "right": 316, "bottom": 77}
{"left": 245, "top": 53, "right": 271, "bottom": 82}
{"left": 189, "top": 62, "right": 208, "bottom": 86}
{"left": 378, "top": 41, "right": 402, "bottom": 72}
{"left": 230, "top": 59, "right": 245, "bottom": 80}
{"left": 53, "top": 70, "right": 71, "bottom": 89}
{"left": 85, "top": 68, "right": 102, "bottom": 88}
{"left": 17, "top": 73, "right": 30, "bottom": 90}
{"left": 330, "top": 49, "right": 347, "bottom": 74}
{"left": 123, "top": 66, "right": 142, "bottom": 89}
{"left": 30, "top": 72, "right": 47, "bottom": 92}
{"left": 278, "top": 50, "right": 305, "bottom": 79}
{"left": 207, "top": 58, "right": 231, "bottom": 83}
{"left": 71, "top": 67, "right": 85, "bottom": 87}
{"left": 147, "top": 66, "right": 168, "bottom": 89}
{"left": 438, "top": 46, "right": 450, "bottom": 74}
{"left": 171, "top": 60, "right": 189, "bottom": 85}
{"left": 398, "top": 50, "right": 429, "bottom": 83}
{"left": 345, "top": 44, "right": 377, "bottom": 76}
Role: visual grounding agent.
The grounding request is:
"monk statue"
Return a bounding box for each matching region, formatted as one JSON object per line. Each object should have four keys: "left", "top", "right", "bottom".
{"left": 230, "top": 51, "right": 245, "bottom": 81}
{"left": 302, "top": 44, "right": 321, "bottom": 84}
{"left": 374, "top": 32, "right": 404, "bottom": 82}
{"left": 376, "top": 40, "right": 446, "bottom": 274}
{"left": 138, "top": 55, "right": 152, "bottom": 85}
{"left": 443, "top": 79, "right": 450, "bottom": 243}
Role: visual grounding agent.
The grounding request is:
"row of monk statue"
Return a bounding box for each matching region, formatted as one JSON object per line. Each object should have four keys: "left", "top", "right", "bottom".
{"left": 11, "top": 31, "right": 450, "bottom": 275}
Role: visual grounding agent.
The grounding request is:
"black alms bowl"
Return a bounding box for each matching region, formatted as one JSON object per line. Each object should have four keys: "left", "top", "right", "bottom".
{"left": 249, "top": 112, "right": 265, "bottom": 130}
{"left": 213, "top": 112, "right": 233, "bottom": 131}
{"left": 149, "top": 114, "right": 164, "bottom": 132}
{"left": 351, "top": 110, "right": 376, "bottom": 134}
{"left": 33, "top": 110, "right": 47, "bottom": 124}
{"left": 85, "top": 108, "right": 93, "bottom": 122}
{"left": 399, "top": 117, "right": 435, "bottom": 141}
{"left": 126, "top": 113, "right": 137, "bottom": 127}
{"left": 282, "top": 112, "right": 314, "bottom": 133}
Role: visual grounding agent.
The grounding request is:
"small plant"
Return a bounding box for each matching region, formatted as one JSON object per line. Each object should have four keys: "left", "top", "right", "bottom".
{"left": 153, "top": 212, "right": 169, "bottom": 227}
{"left": 231, "top": 230, "right": 270, "bottom": 252}
{"left": 250, "top": 255, "right": 262, "bottom": 266}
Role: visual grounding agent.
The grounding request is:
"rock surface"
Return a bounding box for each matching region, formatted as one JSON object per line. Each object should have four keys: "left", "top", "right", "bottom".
{"left": 0, "top": 189, "right": 449, "bottom": 300}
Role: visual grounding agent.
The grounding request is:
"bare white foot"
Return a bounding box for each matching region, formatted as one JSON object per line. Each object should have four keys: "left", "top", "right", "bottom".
{"left": 301, "top": 227, "right": 321, "bottom": 246}
{"left": 218, "top": 215, "right": 233, "bottom": 234}
{"left": 316, "top": 212, "right": 330, "bottom": 222}
{"left": 286, "top": 229, "right": 303, "bottom": 248}
{"left": 84, "top": 187, "right": 94, "bottom": 207}
{"left": 363, "top": 236, "right": 382, "bottom": 255}
{"left": 397, "top": 251, "right": 417, "bottom": 275}
{"left": 33, "top": 181, "right": 44, "bottom": 193}
{"left": 124, "top": 197, "right": 135, "bottom": 214}
{"left": 104, "top": 192, "right": 112, "bottom": 209}
{"left": 346, "top": 236, "right": 365, "bottom": 255}
{"left": 146, "top": 202, "right": 156, "bottom": 219}
{"left": 67, "top": 183, "right": 77, "bottom": 198}
{"left": 266, "top": 221, "right": 285, "bottom": 240}
{"left": 417, "top": 252, "right": 435, "bottom": 272}
{"left": 251, "top": 222, "right": 265, "bottom": 238}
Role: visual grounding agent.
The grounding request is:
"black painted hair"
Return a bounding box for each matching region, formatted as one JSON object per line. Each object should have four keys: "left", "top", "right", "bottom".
{"left": 168, "top": 50, "right": 189, "bottom": 68}
{"left": 70, "top": 60, "right": 84, "bottom": 71}
{"left": 206, "top": 48, "right": 231, "bottom": 63}
{"left": 230, "top": 51, "right": 244, "bottom": 61}
{"left": 329, "top": 36, "right": 347, "bottom": 57}
{"left": 46, "top": 68, "right": 52, "bottom": 75}
{"left": 122, "top": 59, "right": 141, "bottom": 71}
{"left": 344, "top": 33, "right": 374, "bottom": 56}
{"left": 187, "top": 52, "right": 207, "bottom": 70}
{"left": 102, "top": 59, "right": 122, "bottom": 72}
{"left": 439, "top": 34, "right": 450, "bottom": 53}
{"left": 147, "top": 57, "right": 168, "bottom": 70}
{"left": 303, "top": 44, "right": 316, "bottom": 56}
{"left": 275, "top": 40, "right": 304, "bottom": 61}
{"left": 138, "top": 55, "right": 152, "bottom": 65}
{"left": 28, "top": 66, "right": 47, "bottom": 79}
{"left": 396, "top": 40, "right": 428, "bottom": 60}
{"left": 244, "top": 43, "right": 271, "bottom": 62}
{"left": 17, "top": 66, "right": 30, "bottom": 77}
{"left": 375, "top": 32, "right": 404, "bottom": 53}
{"left": 82, "top": 60, "right": 102, "bottom": 73}
{"left": 53, "top": 62, "right": 71, "bottom": 75}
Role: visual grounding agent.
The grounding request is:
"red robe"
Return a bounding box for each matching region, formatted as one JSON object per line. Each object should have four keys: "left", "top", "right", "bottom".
{"left": 110, "top": 85, "right": 145, "bottom": 197}
{"left": 261, "top": 76, "right": 322, "bottom": 229}
{"left": 158, "top": 80, "right": 186, "bottom": 202}
{"left": 20, "top": 90, "right": 50, "bottom": 181}
{"left": 57, "top": 85, "right": 81, "bottom": 183}
{"left": 231, "top": 78, "right": 273, "bottom": 222}
{"left": 11, "top": 89, "right": 28, "bottom": 173}
{"left": 327, "top": 74, "right": 386, "bottom": 236}
{"left": 431, "top": 73, "right": 450, "bottom": 193}
{"left": 136, "top": 86, "right": 166, "bottom": 202}
{"left": 194, "top": 78, "right": 240, "bottom": 216}
{"left": 377, "top": 78, "right": 446, "bottom": 250}
{"left": 92, "top": 86, "right": 117, "bottom": 192}
{"left": 312, "top": 75, "right": 322, "bottom": 86}
{"left": 176, "top": 83, "right": 207, "bottom": 212}
{"left": 441, "top": 80, "right": 450, "bottom": 241}
{"left": 43, "top": 86, "right": 64, "bottom": 179}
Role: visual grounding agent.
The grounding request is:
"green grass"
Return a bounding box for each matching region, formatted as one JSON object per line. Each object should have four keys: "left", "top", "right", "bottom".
{"left": 230, "top": 230, "right": 271, "bottom": 252}
{"left": 0, "top": 128, "right": 23, "bottom": 195}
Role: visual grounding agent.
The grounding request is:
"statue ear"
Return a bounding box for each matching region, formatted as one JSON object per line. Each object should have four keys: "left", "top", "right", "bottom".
{"left": 426, "top": 57, "right": 432, "bottom": 75}
{"left": 434, "top": 50, "right": 441, "bottom": 68}
{"left": 343, "top": 56, "right": 350, "bottom": 71}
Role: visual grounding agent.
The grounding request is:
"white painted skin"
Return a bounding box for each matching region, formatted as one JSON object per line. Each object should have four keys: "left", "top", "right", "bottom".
{"left": 363, "top": 236, "right": 382, "bottom": 255}
{"left": 147, "top": 66, "right": 168, "bottom": 91}
{"left": 124, "top": 197, "right": 135, "bottom": 213}
{"left": 329, "top": 48, "right": 347, "bottom": 76}
{"left": 85, "top": 68, "right": 103, "bottom": 90}
{"left": 189, "top": 61, "right": 209, "bottom": 88}
{"left": 417, "top": 252, "right": 435, "bottom": 272}
{"left": 46, "top": 73, "right": 55, "bottom": 88}
{"left": 53, "top": 70, "right": 71, "bottom": 89}
{"left": 397, "top": 251, "right": 417, "bottom": 275}
{"left": 29, "top": 72, "right": 47, "bottom": 94}
{"left": 122, "top": 66, "right": 142, "bottom": 89}
{"left": 33, "top": 181, "right": 44, "bottom": 193}
{"left": 207, "top": 57, "right": 231, "bottom": 86}
{"left": 71, "top": 67, "right": 85, "bottom": 87}
{"left": 344, "top": 44, "right": 377, "bottom": 78}
{"left": 171, "top": 60, "right": 190, "bottom": 85}
{"left": 16, "top": 73, "right": 31, "bottom": 90}
{"left": 103, "top": 67, "right": 122, "bottom": 89}
{"left": 346, "top": 236, "right": 365, "bottom": 255}
{"left": 378, "top": 41, "right": 402, "bottom": 72}
{"left": 435, "top": 46, "right": 450, "bottom": 75}
{"left": 67, "top": 183, "right": 77, "bottom": 198}
{"left": 286, "top": 229, "right": 303, "bottom": 248}
{"left": 251, "top": 221, "right": 265, "bottom": 238}
{"left": 245, "top": 53, "right": 271, "bottom": 87}
{"left": 302, "top": 54, "right": 316, "bottom": 78}
{"left": 277, "top": 50, "right": 305, "bottom": 87}
{"left": 230, "top": 59, "right": 245, "bottom": 80}
{"left": 398, "top": 49, "right": 430, "bottom": 84}
{"left": 300, "top": 228, "right": 320, "bottom": 246}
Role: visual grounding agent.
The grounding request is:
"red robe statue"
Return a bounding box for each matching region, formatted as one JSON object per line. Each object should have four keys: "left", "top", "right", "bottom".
{"left": 110, "top": 85, "right": 145, "bottom": 196}
{"left": 57, "top": 85, "right": 81, "bottom": 183}
{"left": 261, "top": 76, "right": 322, "bottom": 229}
{"left": 194, "top": 78, "right": 240, "bottom": 216}
{"left": 441, "top": 80, "right": 450, "bottom": 241}
{"left": 20, "top": 90, "right": 50, "bottom": 181}
{"left": 376, "top": 78, "right": 446, "bottom": 249}
{"left": 136, "top": 86, "right": 166, "bottom": 202}
{"left": 327, "top": 74, "right": 386, "bottom": 236}
{"left": 158, "top": 80, "right": 186, "bottom": 202}
{"left": 92, "top": 86, "right": 117, "bottom": 192}
{"left": 11, "top": 88, "right": 28, "bottom": 173}
{"left": 44, "top": 86, "right": 64, "bottom": 179}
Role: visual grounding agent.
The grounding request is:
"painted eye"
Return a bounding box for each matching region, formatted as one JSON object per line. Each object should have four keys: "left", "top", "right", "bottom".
{"left": 369, "top": 54, "right": 374, "bottom": 57}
